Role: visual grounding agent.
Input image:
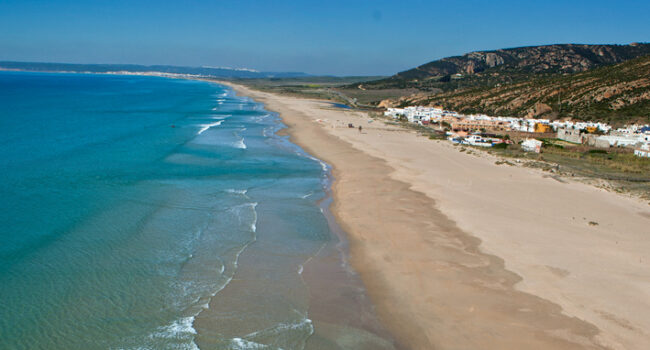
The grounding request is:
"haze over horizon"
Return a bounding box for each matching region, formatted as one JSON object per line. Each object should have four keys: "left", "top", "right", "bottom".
{"left": 1, "top": 0, "right": 649, "bottom": 76}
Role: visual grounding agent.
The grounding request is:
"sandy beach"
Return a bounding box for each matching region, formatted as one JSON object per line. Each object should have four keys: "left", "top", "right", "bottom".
{"left": 222, "top": 82, "right": 650, "bottom": 350}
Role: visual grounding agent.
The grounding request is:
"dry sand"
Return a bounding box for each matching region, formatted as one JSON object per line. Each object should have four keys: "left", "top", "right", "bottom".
{"left": 222, "top": 82, "right": 650, "bottom": 350}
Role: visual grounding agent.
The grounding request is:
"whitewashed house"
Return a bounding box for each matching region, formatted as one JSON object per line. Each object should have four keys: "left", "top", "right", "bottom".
{"left": 634, "top": 143, "right": 650, "bottom": 158}
{"left": 521, "top": 139, "right": 543, "bottom": 153}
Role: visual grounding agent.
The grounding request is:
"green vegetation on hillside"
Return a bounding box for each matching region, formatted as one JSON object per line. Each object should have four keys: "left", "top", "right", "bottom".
{"left": 413, "top": 55, "right": 650, "bottom": 124}
{"left": 359, "top": 43, "right": 650, "bottom": 92}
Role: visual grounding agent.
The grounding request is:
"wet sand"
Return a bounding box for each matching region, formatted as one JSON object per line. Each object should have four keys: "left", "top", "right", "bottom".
{"left": 222, "top": 82, "right": 650, "bottom": 350}
{"left": 191, "top": 86, "right": 396, "bottom": 349}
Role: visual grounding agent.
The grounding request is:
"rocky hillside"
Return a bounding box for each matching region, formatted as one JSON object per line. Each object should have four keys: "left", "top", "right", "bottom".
{"left": 361, "top": 43, "right": 650, "bottom": 91}
{"left": 381, "top": 55, "right": 650, "bottom": 125}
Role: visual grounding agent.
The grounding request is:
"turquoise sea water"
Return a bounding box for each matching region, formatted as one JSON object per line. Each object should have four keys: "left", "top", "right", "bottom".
{"left": 0, "top": 72, "right": 391, "bottom": 350}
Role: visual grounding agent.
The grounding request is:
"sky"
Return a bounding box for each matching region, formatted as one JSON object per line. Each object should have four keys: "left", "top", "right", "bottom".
{"left": 0, "top": 0, "right": 648, "bottom": 76}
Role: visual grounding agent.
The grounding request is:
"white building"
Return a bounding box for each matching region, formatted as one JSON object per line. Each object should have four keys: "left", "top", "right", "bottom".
{"left": 550, "top": 120, "right": 611, "bottom": 133}
{"left": 385, "top": 106, "right": 444, "bottom": 123}
{"left": 461, "top": 135, "right": 493, "bottom": 147}
{"left": 521, "top": 139, "right": 543, "bottom": 153}
{"left": 384, "top": 106, "right": 649, "bottom": 150}
{"left": 597, "top": 134, "right": 644, "bottom": 147}
{"left": 634, "top": 143, "right": 650, "bottom": 158}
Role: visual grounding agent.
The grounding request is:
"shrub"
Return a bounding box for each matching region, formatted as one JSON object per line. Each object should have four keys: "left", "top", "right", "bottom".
{"left": 588, "top": 149, "right": 608, "bottom": 154}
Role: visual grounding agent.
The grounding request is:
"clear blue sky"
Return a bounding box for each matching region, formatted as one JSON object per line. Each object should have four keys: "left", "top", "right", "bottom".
{"left": 1, "top": 0, "right": 648, "bottom": 75}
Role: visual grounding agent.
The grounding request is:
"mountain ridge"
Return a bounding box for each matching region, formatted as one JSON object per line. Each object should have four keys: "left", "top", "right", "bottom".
{"left": 380, "top": 55, "right": 650, "bottom": 125}
{"left": 361, "top": 43, "right": 650, "bottom": 91}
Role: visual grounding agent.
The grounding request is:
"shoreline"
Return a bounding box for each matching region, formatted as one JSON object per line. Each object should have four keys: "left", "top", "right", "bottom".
{"left": 194, "top": 83, "right": 397, "bottom": 349}
{"left": 221, "top": 81, "right": 650, "bottom": 350}
{"left": 279, "top": 105, "right": 400, "bottom": 348}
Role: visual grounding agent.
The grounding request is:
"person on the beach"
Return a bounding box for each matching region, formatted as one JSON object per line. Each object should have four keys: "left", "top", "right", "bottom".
{"left": 358, "top": 125, "right": 362, "bottom": 133}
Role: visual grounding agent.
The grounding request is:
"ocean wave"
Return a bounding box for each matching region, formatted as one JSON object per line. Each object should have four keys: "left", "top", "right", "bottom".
{"left": 197, "top": 120, "right": 223, "bottom": 135}
{"left": 262, "top": 126, "right": 275, "bottom": 138}
{"left": 152, "top": 317, "right": 197, "bottom": 337}
{"left": 247, "top": 202, "right": 258, "bottom": 233}
{"left": 163, "top": 201, "right": 259, "bottom": 348}
{"left": 252, "top": 114, "right": 271, "bottom": 123}
{"left": 226, "top": 201, "right": 258, "bottom": 233}
{"left": 233, "top": 137, "right": 247, "bottom": 149}
{"left": 305, "top": 153, "right": 328, "bottom": 172}
{"left": 229, "top": 338, "right": 269, "bottom": 349}
{"left": 244, "top": 317, "right": 313, "bottom": 338}
{"left": 225, "top": 189, "right": 248, "bottom": 196}
{"left": 230, "top": 317, "right": 314, "bottom": 349}
{"left": 288, "top": 146, "right": 329, "bottom": 173}
{"left": 297, "top": 242, "right": 327, "bottom": 276}
{"left": 148, "top": 316, "right": 199, "bottom": 350}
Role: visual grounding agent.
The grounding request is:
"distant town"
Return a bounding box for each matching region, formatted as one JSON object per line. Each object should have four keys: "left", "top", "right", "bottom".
{"left": 385, "top": 106, "right": 650, "bottom": 157}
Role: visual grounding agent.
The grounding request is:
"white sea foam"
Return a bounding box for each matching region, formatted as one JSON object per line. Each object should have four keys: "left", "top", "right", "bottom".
{"left": 224, "top": 202, "right": 258, "bottom": 273}
{"left": 166, "top": 316, "right": 197, "bottom": 335}
{"left": 297, "top": 242, "right": 326, "bottom": 276}
{"left": 181, "top": 202, "right": 260, "bottom": 335}
{"left": 230, "top": 338, "right": 268, "bottom": 349}
{"left": 293, "top": 149, "right": 328, "bottom": 173}
{"left": 248, "top": 202, "right": 258, "bottom": 232}
{"left": 233, "top": 137, "right": 247, "bottom": 149}
{"left": 149, "top": 316, "right": 199, "bottom": 350}
{"left": 212, "top": 92, "right": 228, "bottom": 98}
{"left": 252, "top": 114, "right": 272, "bottom": 123}
{"left": 240, "top": 317, "right": 313, "bottom": 341}
{"left": 150, "top": 202, "right": 260, "bottom": 348}
{"left": 306, "top": 154, "right": 328, "bottom": 172}
{"left": 197, "top": 120, "right": 223, "bottom": 135}
{"left": 225, "top": 189, "right": 248, "bottom": 196}
{"left": 262, "top": 126, "right": 274, "bottom": 137}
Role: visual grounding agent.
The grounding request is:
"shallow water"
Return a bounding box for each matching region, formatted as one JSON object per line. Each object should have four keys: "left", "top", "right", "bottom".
{"left": 0, "top": 72, "right": 393, "bottom": 350}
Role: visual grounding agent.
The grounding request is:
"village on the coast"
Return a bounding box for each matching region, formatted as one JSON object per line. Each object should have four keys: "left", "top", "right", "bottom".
{"left": 385, "top": 106, "right": 650, "bottom": 157}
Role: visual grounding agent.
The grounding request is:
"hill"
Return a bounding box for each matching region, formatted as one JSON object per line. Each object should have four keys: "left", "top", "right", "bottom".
{"left": 382, "top": 55, "right": 650, "bottom": 125}
{"left": 359, "top": 43, "right": 650, "bottom": 91}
